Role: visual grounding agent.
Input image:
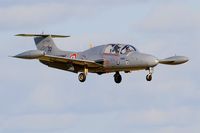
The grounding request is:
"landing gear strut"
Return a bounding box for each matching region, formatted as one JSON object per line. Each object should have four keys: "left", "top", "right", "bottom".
{"left": 146, "top": 67, "right": 154, "bottom": 81}
{"left": 114, "top": 72, "right": 122, "bottom": 84}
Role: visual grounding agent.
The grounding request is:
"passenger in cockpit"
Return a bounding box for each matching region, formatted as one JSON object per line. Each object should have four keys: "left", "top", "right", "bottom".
{"left": 125, "top": 46, "right": 131, "bottom": 53}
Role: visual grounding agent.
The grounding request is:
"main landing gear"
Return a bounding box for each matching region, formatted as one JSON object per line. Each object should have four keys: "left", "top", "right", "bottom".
{"left": 146, "top": 67, "right": 153, "bottom": 81}
{"left": 114, "top": 72, "right": 122, "bottom": 84}
{"left": 78, "top": 73, "right": 86, "bottom": 82}
{"left": 78, "top": 67, "right": 88, "bottom": 83}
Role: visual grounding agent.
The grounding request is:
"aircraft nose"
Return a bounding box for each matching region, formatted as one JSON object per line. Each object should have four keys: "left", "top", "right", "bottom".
{"left": 145, "top": 55, "right": 159, "bottom": 67}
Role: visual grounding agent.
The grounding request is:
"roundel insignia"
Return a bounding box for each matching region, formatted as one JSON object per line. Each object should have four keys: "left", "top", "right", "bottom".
{"left": 70, "top": 53, "right": 77, "bottom": 59}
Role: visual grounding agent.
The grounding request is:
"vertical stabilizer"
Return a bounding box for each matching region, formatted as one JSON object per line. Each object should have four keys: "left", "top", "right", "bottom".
{"left": 15, "top": 34, "right": 70, "bottom": 55}
{"left": 34, "top": 36, "right": 60, "bottom": 54}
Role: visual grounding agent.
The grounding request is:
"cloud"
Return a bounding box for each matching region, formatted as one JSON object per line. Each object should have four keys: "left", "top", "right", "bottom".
{"left": 0, "top": 1, "right": 199, "bottom": 133}
{"left": 1, "top": 114, "right": 77, "bottom": 130}
{"left": 135, "top": 3, "right": 200, "bottom": 32}
{"left": 29, "top": 86, "right": 64, "bottom": 110}
{"left": 1, "top": 107, "right": 199, "bottom": 133}
{"left": 1, "top": 0, "right": 147, "bottom": 7}
{"left": 0, "top": 3, "right": 96, "bottom": 30}
{"left": 0, "top": 0, "right": 154, "bottom": 31}
{"left": 120, "top": 107, "right": 200, "bottom": 126}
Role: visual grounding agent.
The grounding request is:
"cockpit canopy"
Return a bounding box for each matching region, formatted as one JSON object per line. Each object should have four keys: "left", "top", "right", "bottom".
{"left": 104, "top": 44, "right": 138, "bottom": 55}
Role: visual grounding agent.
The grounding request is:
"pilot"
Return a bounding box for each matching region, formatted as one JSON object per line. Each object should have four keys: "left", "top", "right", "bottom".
{"left": 125, "top": 46, "right": 131, "bottom": 54}
{"left": 112, "top": 45, "right": 120, "bottom": 54}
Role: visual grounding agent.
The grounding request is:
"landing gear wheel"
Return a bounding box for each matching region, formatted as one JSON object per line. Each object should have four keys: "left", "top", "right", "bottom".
{"left": 78, "top": 73, "right": 86, "bottom": 82}
{"left": 146, "top": 74, "right": 152, "bottom": 81}
{"left": 114, "top": 72, "right": 122, "bottom": 84}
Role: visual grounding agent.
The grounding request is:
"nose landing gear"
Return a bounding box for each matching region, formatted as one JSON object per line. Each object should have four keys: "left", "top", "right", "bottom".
{"left": 146, "top": 67, "right": 154, "bottom": 81}
{"left": 114, "top": 72, "right": 122, "bottom": 83}
{"left": 146, "top": 74, "right": 152, "bottom": 81}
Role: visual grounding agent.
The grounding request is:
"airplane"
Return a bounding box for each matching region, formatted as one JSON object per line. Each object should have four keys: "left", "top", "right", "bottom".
{"left": 13, "top": 34, "right": 189, "bottom": 83}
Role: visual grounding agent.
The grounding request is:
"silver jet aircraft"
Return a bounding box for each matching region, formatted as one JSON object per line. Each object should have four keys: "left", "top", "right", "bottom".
{"left": 14, "top": 34, "right": 189, "bottom": 83}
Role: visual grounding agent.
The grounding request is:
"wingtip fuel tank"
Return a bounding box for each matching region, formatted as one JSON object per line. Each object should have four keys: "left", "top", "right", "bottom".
{"left": 159, "top": 56, "right": 189, "bottom": 65}
{"left": 13, "top": 50, "right": 45, "bottom": 59}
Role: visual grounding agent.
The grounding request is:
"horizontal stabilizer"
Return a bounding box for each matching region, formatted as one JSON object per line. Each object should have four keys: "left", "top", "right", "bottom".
{"left": 159, "top": 56, "right": 189, "bottom": 65}
{"left": 15, "top": 34, "right": 70, "bottom": 38}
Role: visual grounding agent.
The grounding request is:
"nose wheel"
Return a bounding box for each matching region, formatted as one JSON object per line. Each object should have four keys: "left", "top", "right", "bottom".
{"left": 114, "top": 72, "right": 122, "bottom": 83}
{"left": 146, "top": 67, "right": 154, "bottom": 81}
{"left": 146, "top": 74, "right": 152, "bottom": 81}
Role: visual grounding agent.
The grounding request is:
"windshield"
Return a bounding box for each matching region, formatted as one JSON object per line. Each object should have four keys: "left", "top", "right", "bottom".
{"left": 120, "top": 45, "right": 136, "bottom": 54}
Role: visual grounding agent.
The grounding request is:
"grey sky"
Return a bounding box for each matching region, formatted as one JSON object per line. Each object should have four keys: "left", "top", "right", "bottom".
{"left": 0, "top": 0, "right": 199, "bottom": 133}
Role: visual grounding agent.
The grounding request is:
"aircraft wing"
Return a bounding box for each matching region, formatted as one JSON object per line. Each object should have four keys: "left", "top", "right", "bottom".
{"left": 39, "top": 55, "right": 103, "bottom": 68}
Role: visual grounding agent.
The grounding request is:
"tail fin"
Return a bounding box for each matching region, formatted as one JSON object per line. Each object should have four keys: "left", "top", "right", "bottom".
{"left": 16, "top": 34, "right": 70, "bottom": 55}
{"left": 34, "top": 36, "right": 60, "bottom": 54}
